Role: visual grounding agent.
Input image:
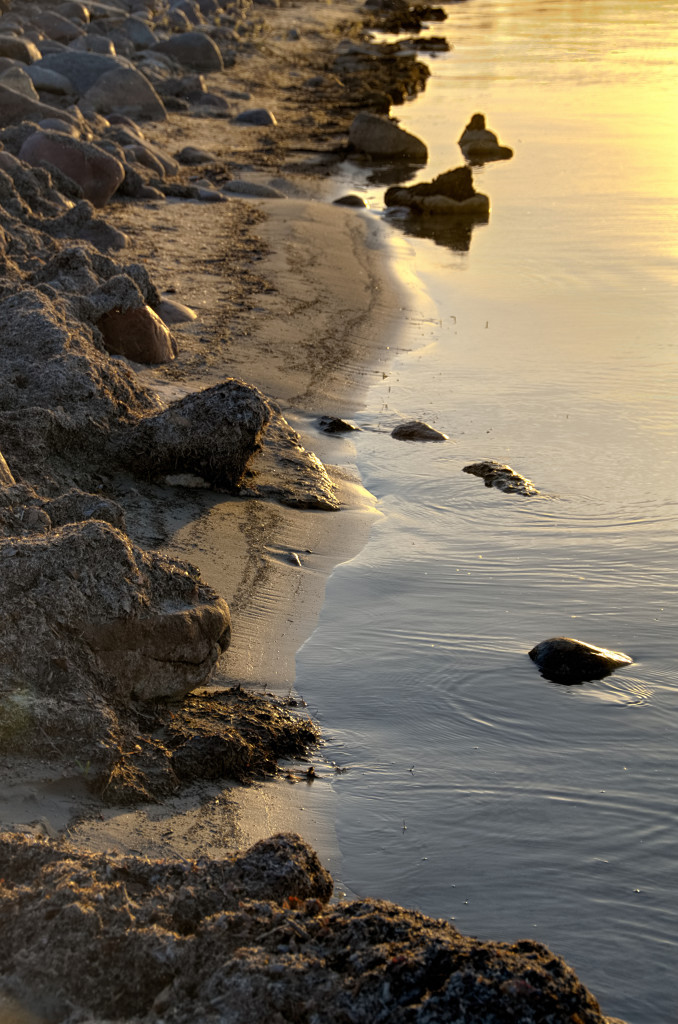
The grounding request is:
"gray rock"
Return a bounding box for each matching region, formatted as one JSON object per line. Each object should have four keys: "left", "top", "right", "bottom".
{"left": 529, "top": 637, "right": 633, "bottom": 684}
{"left": 152, "top": 30, "right": 224, "bottom": 72}
{"left": 81, "top": 66, "right": 167, "bottom": 121}
{"left": 463, "top": 460, "right": 539, "bottom": 496}
{"left": 120, "top": 379, "right": 273, "bottom": 491}
{"left": 234, "top": 107, "right": 277, "bottom": 126}
{"left": 348, "top": 111, "right": 427, "bottom": 162}
{"left": 392, "top": 420, "right": 447, "bottom": 441}
{"left": 33, "top": 51, "right": 132, "bottom": 95}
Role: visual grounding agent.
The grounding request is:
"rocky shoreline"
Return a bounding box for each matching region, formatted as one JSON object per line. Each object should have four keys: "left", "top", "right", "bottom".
{"left": 0, "top": 0, "right": 628, "bottom": 1020}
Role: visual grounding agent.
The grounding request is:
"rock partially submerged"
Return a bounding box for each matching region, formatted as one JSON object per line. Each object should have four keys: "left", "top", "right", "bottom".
{"left": 0, "top": 829, "right": 624, "bottom": 1024}
{"left": 458, "top": 112, "right": 513, "bottom": 164}
{"left": 529, "top": 637, "right": 633, "bottom": 684}
{"left": 463, "top": 460, "right": 539, "bottom": 495}
{"left": 392, "top": 420, "right": 448, "bottom": 441}
{"left": 385, "top": 165, "right": 489, "bottom": 217}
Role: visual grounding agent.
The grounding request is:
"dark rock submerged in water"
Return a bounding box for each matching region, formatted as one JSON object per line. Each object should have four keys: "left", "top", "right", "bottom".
{"left": 463, "top": 460, "right": 539, "bottom": 495}
{"left": 529, "top": 637, "right": 633, "bottom": 684}
{"left": 0, "top": 830, "right": 621, "bottom": 1024}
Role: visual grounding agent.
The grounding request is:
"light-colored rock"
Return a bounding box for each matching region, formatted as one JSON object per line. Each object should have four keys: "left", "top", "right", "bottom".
{"left": 18, "top": 130, "right": 125, "bottom": 207}
{"left": 152, "top": 30, "right": 224, "bottom": 72}
{"left": 348, "top": 111, "right": 427, "bottom": 162}
{"left": 81, "top": 66, "right": 167, "bottom": 121}
{"left": 97, "top": 304, "right": 176, "bottom": 363}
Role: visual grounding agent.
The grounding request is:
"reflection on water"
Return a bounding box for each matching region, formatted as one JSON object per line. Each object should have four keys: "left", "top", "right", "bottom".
{"left": 301, "top": 2, "right": 678, "bottom": 1023}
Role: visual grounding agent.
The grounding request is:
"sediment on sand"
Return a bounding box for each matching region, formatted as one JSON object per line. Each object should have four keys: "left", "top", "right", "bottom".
{"left": 0, "top": 0, "right": 628, "bottom": 1020}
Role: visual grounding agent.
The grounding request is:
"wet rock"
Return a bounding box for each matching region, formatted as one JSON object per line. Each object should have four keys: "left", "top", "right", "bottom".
{"left": 385, "top": 164, "right": 489, "bottom": 217}
{"left": 392, "top": 420, "right": 448, "bottom": 441}
{"left": 463, "top": 460, "right": 539, "bottom": 495}
{"left": 529, "top": 637, "right": 633, "bottom": 684}
{"left": 459, "top": 112, "right": 513, "bottom": 164}
{"left": 80, "top": 66, "right": 167, "bottom": 121}
{"left": 333, "top": 193, "right": 367, "bottom": 207}
{"left": 318, "top": 416, "right": 360, "bottom": 433}
{"left": 97, "top": 304, "right": 176, "bottom": 363}
{"left": 0, "top": 830, "right": 624, "bottom": 1024}
{"left": 152, "top": 30, "right": 224, "bottom": 71}
{"left": 18, "top": 130, "right": 124, "bottom": 206}
{"left": 349, "top": 111, "right": 427, "bottom": 161}
{"left": 120, "top": 379, "right": 272, "bottom": 491}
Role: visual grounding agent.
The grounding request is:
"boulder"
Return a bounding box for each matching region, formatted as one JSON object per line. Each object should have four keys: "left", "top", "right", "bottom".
{"left": 81, "top": 66, "right": 167, "bottom": 121}
{"left": 18, "top": 130, "right": 125, "bottom": 207}
{"left": 120, "top": 379, "right": 273, "bottom": 490}
{"left": 529, "top": 637, "right": 633, "bottom": 684}
{"left": 33, "top": 51, "right": 132, "bottom": 94}
{"left": 348, "top": 111, "right": 427, "bottom": 162}
{"left": 152, "top": 31, "right": 224, "bottom": 72}
{"left": 0, "top": 35, "right": 42, "bottom": 64}
{"left": 0, "top": 85, "right": 80, "bottom": 129}
{"left": 458, "top": 112, "right": 513, "bottom": 164}
{"left": 97, "top": 304, "right": 176, "bottom": 363}
{"left": 391, "top": 420, "right": 448, "bottom": 441}
{"left": 463, "top": 461, "right": 538, "bottom": 496}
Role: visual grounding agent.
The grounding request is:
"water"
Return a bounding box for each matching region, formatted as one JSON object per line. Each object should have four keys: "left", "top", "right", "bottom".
{"left": 296, "top": 2, "right": 678, "bottom": 1022}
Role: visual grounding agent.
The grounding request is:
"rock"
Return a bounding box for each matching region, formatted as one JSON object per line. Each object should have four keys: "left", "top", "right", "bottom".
{"left": 348, "top": 111, "right": 427, "bottom": 161}
{"left": 120, "top": 379, "right": 273, "bottom": 491}
{"left": 0, "top": 35, "right": 42, "bottom": 64}
{"left": 152, "top": 31, "right": 224, "bottom": 72}
{"left": 33, "top": 51, "right": 132, "bottom": 95}
{"left": 18, "top": 130, "right": 125, "bottom": 207}
{"left": 529, "top": 637, "right": 633, "bottom": 684}
{"left": 0, "top": 85, "right": 81, "bottom": 130}
{"left": 234, "top": 107, "right": 278, "bottom": 126}
{"left": 24, "top": 64, "right": 74, "bottom": 94}
{"left": 463, "top": 460, "right": 539, "bottom": 496}
{"left": 458, "top": 112, "right": 513, "bottom": 164}
{"left": 97, "top": 304, "right": 176, "bottom": 363}
{"left": 0, "top": 65, "right": 40, "bottom": 100}
{"left": 333, "top": 193, "right": 367, "bottom": 207}
{"left": 318, "top": 416, "right": 360, "bottom": 434}
{"left": 220, "top": 180, "right": 284, "bottom": 198}
{"left": 392, "top": 420, "right": 448, "bottom": 441}
{"left": 175, "top": 144, "right": 218, "bottom": 164}
{"left": 81, "top": 66, "right": 167, "bottom": 121}
{"left": 155, "top": 297, "right": 197, "bottom": 324}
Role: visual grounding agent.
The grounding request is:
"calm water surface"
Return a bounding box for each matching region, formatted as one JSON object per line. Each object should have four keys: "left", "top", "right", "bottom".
{"left": 297, "top": 2, "right": 678, "bottom": 1021}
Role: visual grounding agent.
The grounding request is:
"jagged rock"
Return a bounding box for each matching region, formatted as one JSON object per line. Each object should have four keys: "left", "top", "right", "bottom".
{"left": 458, "top": 112, "right": 513, "bottom": 164}
{"left": 120, "top": 379, "right": 273, "bottom": 491}
{"left": 348, "top": 111, "right": 427, "bottom": 161}
{"left": 529, "top": 637, "right": 633, "bottom": 684}
{"left": 152, "top": 30, "right": 224, "bottom": 71}
{"left": 392, "top": 420, "right": 447, "bottom": 441}
{"left": 463, "top": 460, "right": 539, "bottom": 495}
{"left": 0, "top": 830, "right": 625, "bottom": 1024}
{"left": 18, "top": 130, "right": 125, "bottom": 206}
{"left": 80, "top": 66, "right": 167, "bottom": 121}
{"left": 97, "top": 304, "right": 176, "bottom": 363}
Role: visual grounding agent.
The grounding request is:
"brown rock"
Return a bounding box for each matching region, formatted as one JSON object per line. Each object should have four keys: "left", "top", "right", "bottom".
{"left": 97, "top": 304, "right": 176, "bottom": 364}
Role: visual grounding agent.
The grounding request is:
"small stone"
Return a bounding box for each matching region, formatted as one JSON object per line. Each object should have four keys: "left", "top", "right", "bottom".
{"left": 391, "top": 421, "right": 447, "bottom": 441}
{"left": 529, "top": 637, "right": 633, "bottom": 684}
